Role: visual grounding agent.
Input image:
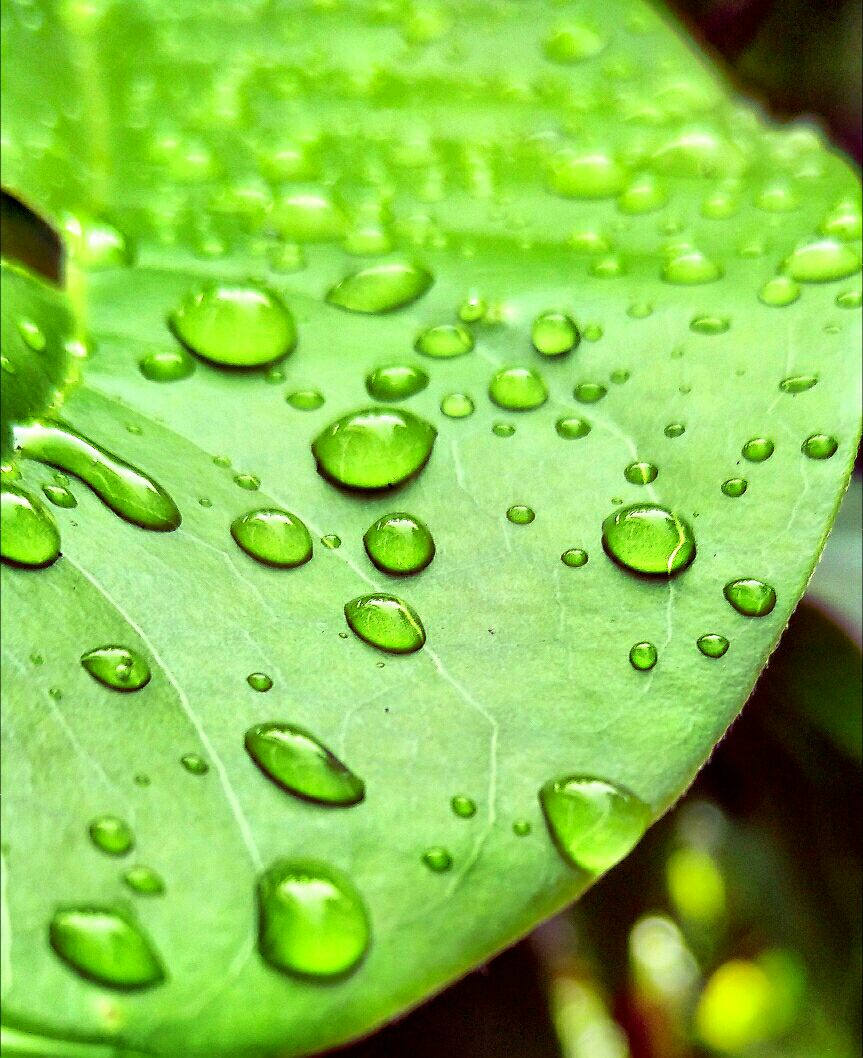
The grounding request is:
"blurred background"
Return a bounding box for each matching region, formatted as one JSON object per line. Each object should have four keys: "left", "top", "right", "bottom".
{"left": 323, "top": 2, "right": 863, "bottom": 1055}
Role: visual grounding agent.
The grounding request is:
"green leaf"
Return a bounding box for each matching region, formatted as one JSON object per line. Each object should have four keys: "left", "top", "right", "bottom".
{"left": 1, "top": 0, "right": 860, "bottom": 1055}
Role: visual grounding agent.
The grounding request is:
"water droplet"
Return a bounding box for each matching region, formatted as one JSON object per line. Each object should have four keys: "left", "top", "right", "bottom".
{"left": 326, "top": 261, "right": 432, "bottom": 314}
{"left": 170, "top": 282, "right": 296, "bottom": 368}
{"left": 664, "top": 423, "right": 686, "bottom": 438}
{"left": 721, "top": 477, "right": 748, "bottom": 497}
{"left": 700, "top": 188, "right": 739, "bottom": 219}
{"left": 629, "top": 641, "right": 658, "bottom": 671}
{"left": 421, "top": 847, "right": 453, "bottom": 872}
{"left": 213, "top": 454, "right": 232, "bottom": 468}
{"left": 624, "top": 461, "right": 658, "bottom": 486}
{"left": 724, "top": 578, "right": 777, "bottom": 617}
{"left": 590, "top": 255, "right": 626, "bottom": 278}
{"left": 14, "top": 420, "right": 181, "bottom": 531}
{"left": 555, "top": 416, "right": 591, "bottom": 439}
{"left": 488, "top": 367, "right": 547, "bottom": 411}
{"left": 573, "top": 382, "right": 607, "bottom": 404}
{"left": 415, "top": 323, "right": 473, "bottom": 359}
{"left": 543, "top": 21, "right": 606, "bottom": 62}
{"left": 458, "top": 295, "right": 487, "bottom": 322}
{"left": 506, "top": 504, "right": 535, "bottom": 525}
{"left": 451, "top": 795, "right": 477, "bottom": 818}
{"left": 122, "top": 865, "right": 165, "bottom": 896}
{"left": 755, "top": 183, "right": 798, "bottom": 213}
{"left": 312, "top": 407, "right": 437, "bottom": 490}
{"left": 61, "top": 215, "right": 131, "bottom": 270}
{"left": 17, "top": 317, "right": 46, "bottom": 351}
{"left": 42, "top": 483, "right": 77, "bottom": 508}
{"left": 365, "top": 364, "right": 429, "bottom": 402}
{"left": 247, "top": 672, "right": 273, "bottom": 692}
{"left": 0, "top": 485, "right": 61, "bottom": 567}
{"left": 741, "top": 437, "right": 774, "bottom": 462}
{"left": 245, "top": 723, "right": 365, "bottom": 806}
{"left": 820, "top": 200, "right": 863, "bottom": 240}
{"left": 662, "top": 250, "right": 722, "bottom": 285}
{"left": 344, "top": 593, "right": 426, "bottom": 654}
{"left": 257, "top": 859, "right": 370, "bottom": 978}
{"left": 690, "top": 315, "right": 730, "bottom": 335}
{"left": 88, "top": 815, "right": 134, "bottom": 856}
{"left": 138, "top": 348, "right": 196, "bottom": 382}
{"left": 49, "top": 907, "right": 165, "bottom": 990}
{"left": 626, "top": 302, "right": 653, "bottom": 320}
{"left": 231, "top": 508, "right": 313, "bottom": 568}
{"left": 836, "top": 288, "right": 862, "bottom": 309}
{"left": 512, "top": 820, "right": 532, "bottom": 836}
{"left": 779, "top": 375, "right": 817, "bottom": 394}
{"left": 583, "top": 324, "right": 604, "bottom": 342}
{"left": 617, "top": 174, "right": 667, "bottom": 214}
{"left": 561, "top": 548, "right": 588, "bottom": 567}
{"left": 782, "top": 239, "right": 861, "bottom": 283}
{"left": 363, "top": 512, "right": 435, "bottom": 575}
{"left": 758, "top": 276, "right": 800, "bottom": 307}
{"left": 81, "top": 646, "right": 151, "bottom": 692}
{"left": 548, "top": 150, "right": 627, "bottom": 199}
{"left": 539, "top": 775, "right": 650, "bottom": 872}
{"left": 286, "top": 389, "right": 325, "bottom": 411}
{"left": 602, "top": 503, "right": 696, "bottom": 576}
{"left": 440, "top": 393, "right": 475, "bottom": 418}
{"left": 30, "top": 651, "right": 44, "bottom": 666}
{"left": 532, "top": 312, "right": 580, "bottom": 357}
{"left": 180, "top": 753, "right": 209, "bottom": 775}
{"left": 492, "top": 422, "right": 516, "bottom": 438}
{"left": 801, "top": 433, "right": 838, "bottom": 460}
{"left": 697, "top": 634, "right": 729, "bottom": 659}
{"left": 321, "top": 534, "right": 342, "bottom": 550}
{"left": 268, "top": 242, "right": 306, "bottom": 274}
{"left": 233, "top": 473, "right": 261, "bottom": 491}
{"left": 275, "top": 191, "right": 347, "bottom": 242}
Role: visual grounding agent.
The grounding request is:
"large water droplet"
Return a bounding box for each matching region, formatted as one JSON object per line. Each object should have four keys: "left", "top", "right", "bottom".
{"left": 0, "top": 485, "right": 60, "bottom": 567}
{"left": 80, "top": 645, "right": 151, "bottom": 692}
{"left": 231, "top": 508, "right": 313, "bottom": 568}
{"left": 489, "top": 367, "right": 547, "bottom": 410}
{"left": 532, "top": 312, "right": 580, "bottom": 357}
{"left": 782, "top": 239, "right": 861, "bottom": 283}
{"left": 344, "top": 593, "right": 426, "bottom": 654}
{"left": 365, "top": 364, "right": 429, "bottom": 402}
{"left": 171, "top": 282, "right": 296, "bottom": 368}
{"left": 741, "top": 437, "right": 774, "bottom": 462}
{"left": 451, "top": 795, "right": 477, "bottom": 818}
{"left": 312, "top": 407, "right": 437, "bottom": 489}
{"left": 414, "top": 323, "right": 473, "bottom": 359}
{"left": 257, "top": 859, "right": 370, "bottom": 978}
{"left": 245, "top": 723, "right": 365, "bottom": 806}
{"left": 721, "top": 477, "right": 748, "bottom": 498}
{"left": 801, "top": 433, "right": 838, "bottom": 459}
{"left": 629, "top": 641, "right": 658, "bottom": 671}
{"left": 539, "top": 775, "right": 651, "bottom": 872}
{"left": 723, "top": 578, "right": 777, "bottom": 617}
{"left": 697, "top": 633, "right": 729, "bottom": 658}
{"left": 506, "top": 504, "right": 535, "bottom": 525}
{"left": 42, "top": 483, "right": 77, "bottom": 508}
{"left": 49, "top": 907, "right": 165, "bottom": 990}
{"left": 88, "top": 815, "right": 134, "bottom": 856}
{"left": 326, "top": 262, "right": 433, "bottom": 314}
{"left": 602, "top": 503, "right": 696, "bottom": 576}
{"left": 363, "top": 512, "right": 435, "bottom": 575}
{"left": 14, "top": 420, "right": 181, "bottom": 531}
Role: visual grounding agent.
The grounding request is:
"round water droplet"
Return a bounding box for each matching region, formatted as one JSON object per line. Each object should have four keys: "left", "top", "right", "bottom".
{"left": 664, "top": 423, "right": 685, "bottom": 438}
{"left": 440, "top": 393, "right": 475, "bottom": 418}
{"left": 690, "top": 315, "right": 730, "bottom": 335}
{"left": 138, "top": 348, "right": 195, "bottom": 382}
{"left": 458, "top": 295, "right": 487, "bottom": 322}
{"left": 506, "top": 505, "right": 535, "bottom": 525}
{"left": 779, "top": 375, "right": 817, "bottom": 394}
{"left": 247, "top": 672, "right": 273, "bottom": 692}
{"left": 286, "top": 389, "right": 325, "bottom": 411}
{"left": 627, "top": 302, "right": 653, "bottom": 320}
{"left": 539, "top": 775, "right": 650, "bottom": 872}
{"left": 548, "top": 150, "right": 627, "bottom": 199}
{"left": 415, "top": 323, "right": 473, "bottom": 359}
{"left": 801, "top": 433, "right": 838, "bottom": 460}
{"left": 758, "top": 276, "right": 800, "bottom": 307}
{"left": 492, "top": 422, "right": 516, "bottom": 438}
{"left": 122, "top": 865, "right": 165, "bottom": 896}
{"left": 88, "top": 815, "right": 134, "bottom": 856}
{"left": 170, "top": 282, "right": 296, "bottom": 368}
{"left": 836, "top": 288, "right": 862, "bottom": 309}
{"left": 721, "top": 477, "right": 748, "bottom": 497}
{"left": 81, "top": 646, "right": 151, "bottom": 692}
{"left": 363, "top": 512, "right": 435, "bottom": 575}
{"left": 421, "top": 847, "right": 453, "bottom": 872}
{"left": 313, "top": 407, "right": 437, "bottom": 490}
{"left": 275, "top": 191, "right": 346, "bottom": 242}
{"left": 321, "top": 534, "right": 342, "bottom": 550}
{"left": 573, "top": 382, "right": 607, "bottom": 404}
{"left": 233, "top": 473, "right": 261, "bottom": 491}
{"left": 231, "top": 508, "right": 313, "bottom": 568}
{"left": 512, "top": 820, "right": 532, "bottom": 836}
{"left": 42, "top": 483, "right": 77, "bottom": 508}
{"left": 451, "top": 795, "right": 477, "bottom": 818}
{"left": 624, "top": 461, "right": 658, "bottom": 485}
{"left": 365, "top": 364, "right": 429, "bottom": 402}
{"left": 18, "top": 317, "right": 46, "bottom": 351}
{"left": 488, "top": 367, "right": 547, "bottom": 411}
{"left": 344, "top": 593, "right": 426, "bottom": 654}
{"left": 561, "top": 548, "right": 588, "bottom": 567}
{"left": 723, "top": 578, "right": 777, "bottom": 617}
{"left": 742, "top": 437, "right": 774, "bottom": 462}
{"left": 532, "top": 312, "right": 580, "bottom": 357}
{"left": 617, "top": 175, "right": 667, "bottom": 214}
{"left": 49, "top": 907, "right": 165, "bottom": 991}
{"left": 697, "top": 633, "right": 729, "bottom": 658}
{"left": 555, "top": 416, "right": 591, "bottom": 439}
{"left": 0, "top": 485, "right": 61, "bottom": 567}
{"left": 543, "top": 22, "right": 606, "bottom": 62}
{"left": 629, "top": 641, "right": 657, "bottom": 671}
{"left": 245, "top": 722, "right": 365, "bottom": 806}
{"left": 257, "top": 859, "right": 370, "bottom": 978}
{"left": 662, "top": 250, "right": 722, "bottom": 285}
{"left": 782, "top": 239, "right": 861, "bottom": 283}
{"left": 602, "top": 503, "right": 696, "bottom": 576}
{"left": 326, "top": 262, "right": 433, "bottom": 314}
{"left": 180, "top": 753, "right": 209, "bottom": 775}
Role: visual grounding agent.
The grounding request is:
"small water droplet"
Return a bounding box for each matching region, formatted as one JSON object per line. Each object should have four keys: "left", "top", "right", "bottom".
{"left": 321, "top": 534, "right": 342, "bottom": 550}
{"left": 573, "top": 382, "right": 607, "bottom": 404}
{"left": 233, "top": 473, "right": 261, "bottom": 491}
{"left": 326, "top": 261, "right": 432, "bottom": 314}
{"left": 61, "top": 215, "right": 131, "bottom": 269}
{"left": 627, "top": 302, "right": 653, "bottom": 320}
{"left": 344, "top": 593, "right": 426, "bottom": 654}
{"left": 42, "top": 483, "right": 77, "bottom": 508}
{"left": 590, "top": 255, "right": 626, "bottom": 278}
{"left": 257, "top": 859, "right": 370, "bottom": 978}
{"left": 440, "top": 393, "right": 475, "bottom": 418}
{"left": 458, "top": 295, "right": 487, "bottom": 322}
{"left": 782, "top": 239, "right": 861, "bottom": 283}
{"left": 539, "top": 775, "right": 650, "bottom": 872}
{"left": 313, "top": 407, "right": 437, "bottom": 490}
{"left": 629, "top": 641, "right": 658, "bottom": 671}
{"left": 742, "top": 437, "right": 774, "bottom": 463}
{"left": 122, "top": 865, "right": 165, "bottom": 896}
{"left": 664, "top": 423, "right": 685, "bottom": 438}
{"left": 531, "top": 312, "right": 580, "bottom": 357}
{"left": 365, "top": 364, "right": 428, "bottom": 402}
{"left": 415, "top": 323, "right": 473, "bottom": 359}
{"left": 756, "top": 183, "right": 798, "bottom": 213}
{"left": 548, "top": 150, "right": 627, "bottom": 199}
{"left": 700, "top": 188, "right": 739, "bottom": 219}
{"left": 422, "top": 847, "right": 453, "bottom": 872}
{"left": 285, "top": 389, "right": 325, "bottom": 411}
{"left": 506, "top": 504, "right": 535, "bottom": 525}
{"left": 836, "top": 288, "right": 862, "bottom": 309}
{"left": 363, "top": 512, "right": 435, "bottom": 575}
{"left": 247, "top": 672, "right": 274, "bottom": 692}
{"left": 180, "top": 753, "right": 209, "bottom": 775}
{"left": 492, "top": 422, "right": 516, "bottom": 438}
{"left": 49, "top": 906, "right": 165, "bottom": 990}
{"left": 268, "top": 242, "right": 307, "bottom": 273}
{"left": 543, "top": 21, "right": 606, "bottom": 62}
{"left": 88, "top": 815, "right": 134, "bottom": 856}
{"left": 758, "top": 276, "right": 801, "bottom": 307}
{"left": 451, "top": 795, "right": 477, "bottom": 818}
{"left": 17, "top": 317, "right": 46, "bottom": 351}
{"left": 721, "top": 477, "right": 748, "bottom": 497}
{"left": 779, "top": 374, "right": 818, "bottom": 394}
{"left": 555, "top": 416, "right": 591, "bottom": 439}
{"left": 697, "top": 634, "right": 729, "bottom": 658}
{"left": 488, "top": 367, "right": 547, "bottom": 411}
{"left": 624, "top": 461, "right": 658, "bottom": 485}
{"left": 231, "top": 508, "right": 313, "bottom": 568}
{"left": 561, "top": 548, "right": 588, "bottom": 567}
{"left": 724, "top": 578, "right": 777, "bottom": 617}
{"left": 245, "top": 723, "right": 365, "bottom": 806}
{"left": 602, "top": 503, "right": 696, "bottom": 576}
{"left": 801, "top": 433, "right": 838, "bottom": 460}
{"left": 617, "top": 174, "right": 667, "bottom": 214}
{"left": 139, "top": 348, "right": 196, "bottom": 382}
{"left": 81, "top": 646, "right": 151, "bottom": 692}
{"left": 512, "top": 820, "right": 532, "bottom": 836}
{"left": 662, "top": 250, "right": 722, "bottom": 285}
{"left": 213, "top": 454, "right": 232, "bottom": 468}
{"left": 30, "top": 651, "right": 44, "bottom": 666}
{"left": 690, "top": 315, "right": 730, "bottom": 335}
{"left": 820, "top": 200, "right": 863, "bottom": 240}
{"left": 0, "top": 485, "right": 61, "bottom": 567}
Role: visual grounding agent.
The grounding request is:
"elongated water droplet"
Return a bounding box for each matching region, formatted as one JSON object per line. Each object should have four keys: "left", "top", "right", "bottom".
{"left": 629, "top": 641, "right": 657, "bottom": 671}
{"left": 49, "top": 907, "right": 165, "bottom": 990}
{"left": 0, "top": 485, "right": 61, "bottom": 567}
{"left": 690, "top": 314, "right": 730, "bottom": 335}
{"left": 122, "top": 865, "right": 165, "bottom": 896}
{"left": 257, "top": 859, "right": 370, "bottom": 978}
{"left": 422, "top": 847, "right": 453, "bottom": 872}
{"left": 721, "top": 477, "right": 748, "bottom": 497}
{"left": 231, "top": 508, "right": 313, "bottom": 568}
{"left": 61, "top": 215, "right": 131, "bottom": 270}
{"left": 506, "top": 504, "right": 535, "bottom": 525}
{"left": 758, "top": 276, "right": 800, "bottom": 307}
{"left": 42, "top": 483, "right": 77, "bottom": 508}
{"left": 88, "top": 815, "right": 134, "bottom": 856}
{"left": 363, "top": 512, "right": 435, "bottom": 575}
{"left": 81, "top": 645, "right": 151, "bottom": 692}
{"left": 836, "top": 288, "right": 862, "bottom": 309}
{"left": 801, "top": 433, "right": 838, "bottom": 459}
{"left": 321, "top": 534, "right": 342, "bottom": 550}
{"left": 139, "top": 348, "right": 196, "bottom": 382}
{"left": 573, "top": 382, "right": 607, "bottom": 404}
{"left": 344, "top": 593, "right": 426, "bottom": 654}
{"left": 697, "top": 634, "right": 729, "bottom": 658}
{"left": 624, "top": 461, "right": 658, "bottom": 485}
{"left": 247, "top": 672, "right": 273, "bottom": 692}
{"left": 539, "top": 775, "right": 650, "bottom": 872}
{"left": 783, "top": 239, "right": 861, "bottom": 283}
{"left": 779, "top": 375, "right": 817, "bottom": 394}
{"left": 326, "top": 262, "right": 432, "bottom": 314}
{"left": 532, "top": 312, "right": 580, "bottom": 357}
{"left": 741, "top": 437, "right": 774, "bottom": 462}
{"left": 489, "top": 367, "right": 547, "bottom": 410}
{"left": 14, "top": 420, "right": 181, "bottom": 531}
{"left": 17, "top": 317, "right": 46, "bottom": 351}
{"left": 312, "top": 407, "right": 436, "bottom": 490}
{"left": 548, "top": 150, "right": 627, "bottom": 199}
{"left": 662, "top": 250, "right": 722, "bottom": 285}
{"left": 233, "top": 473, "right": 260, "bottom": 491}
{"left": 664, "top": 423, "right": 686, "bottom": 438}
{"left": 617, "top": 174, "right": 667, "bottom": 214}
{"left": 415, "top": 323, "right": 473, "bottom": 359}
{"left": 602, "top": 503, "right": 696, "bottom": 576}
{"left": 723, "top": 578, "right": 777, "bottom": 617}
{"left": 180, "top": 753, "right": 209, "bottom": 775}
{"left": 451, "top": 795, "right": 477, "bottom": 818}
{"left": 492, "top": 422, "right": 516, "bottom": 438}
{"left": 365, "top": 364, "right": 429, "bottom": 402}
{"left": 543, "top": 21, "right": 606, "bottom": 62}
{"left": 245, "top": 722, "right": 365, "bottom": 806}
{"left": 561, "top": 548, "right": 588, "bottom": 567}
{"left": 171, "top": 282, "right": 296, "bottom": 368}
